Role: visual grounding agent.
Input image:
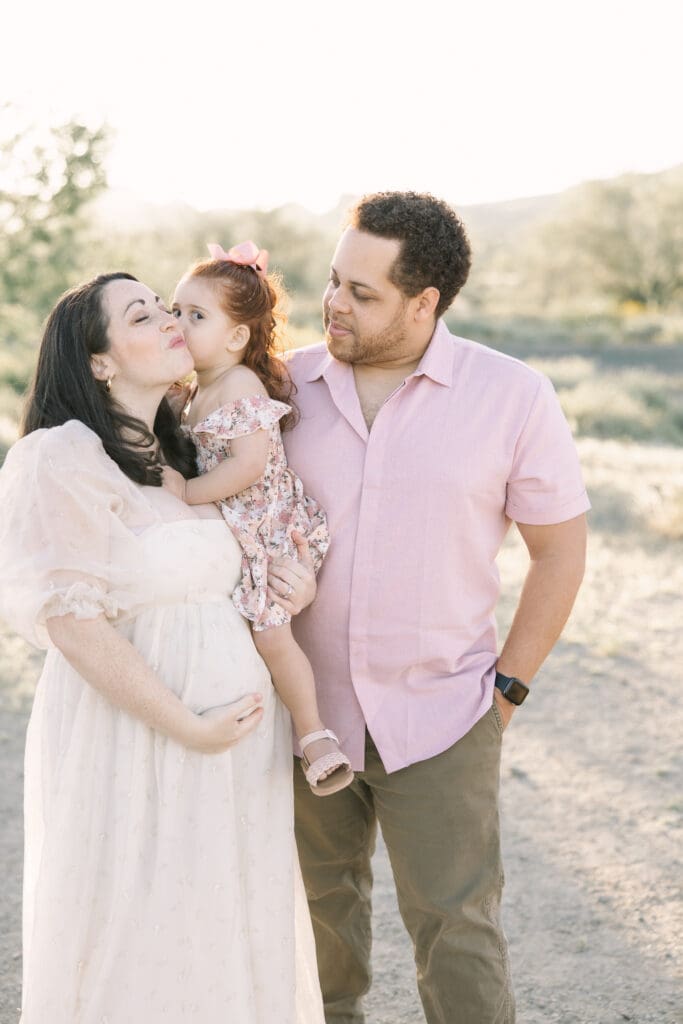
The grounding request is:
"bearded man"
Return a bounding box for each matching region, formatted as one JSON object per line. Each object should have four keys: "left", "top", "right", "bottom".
{"left": 281, "top": 191, "right": 589, "bottom": 1024}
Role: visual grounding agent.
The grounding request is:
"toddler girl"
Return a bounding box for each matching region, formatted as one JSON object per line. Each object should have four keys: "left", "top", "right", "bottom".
{"left": 166, "top": 241, "right": 352, "bottom": 796}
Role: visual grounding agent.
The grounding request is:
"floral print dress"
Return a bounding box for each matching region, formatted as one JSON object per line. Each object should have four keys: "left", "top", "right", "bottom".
{"left": 183, "top": 395, "right": 330, "bottom": 631}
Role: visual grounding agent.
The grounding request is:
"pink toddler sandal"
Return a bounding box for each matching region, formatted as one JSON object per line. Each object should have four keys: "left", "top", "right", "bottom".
{"left": 299, "top": 729, "right": 354, "bottom": 797}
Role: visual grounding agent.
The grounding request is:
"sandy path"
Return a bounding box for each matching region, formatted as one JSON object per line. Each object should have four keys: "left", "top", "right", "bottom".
{"left": 1, "top": 437, "right": 682, "bottom": 1023}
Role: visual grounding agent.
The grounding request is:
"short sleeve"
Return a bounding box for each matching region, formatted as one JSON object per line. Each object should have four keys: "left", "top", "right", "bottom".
{"left": 195, "top": 396, "right": 290, "bottom": 441}
{"left": 505, "top": 375, "right": 591, "bottom": 525}
{"left": 0, "top": 421, "right": 139, "bottom": 648}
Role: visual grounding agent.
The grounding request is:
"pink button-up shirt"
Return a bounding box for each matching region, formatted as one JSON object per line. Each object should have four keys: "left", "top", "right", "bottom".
{"left": 284, "top": 321, "right": 590, "bottom": 773}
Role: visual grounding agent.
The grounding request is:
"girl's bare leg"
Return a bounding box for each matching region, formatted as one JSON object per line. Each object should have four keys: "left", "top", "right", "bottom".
{"left": 253, "top": 623, "right": 342, "bottom": 775}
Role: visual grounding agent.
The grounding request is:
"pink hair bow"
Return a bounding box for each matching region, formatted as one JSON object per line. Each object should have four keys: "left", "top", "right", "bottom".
{"left": 207, "top": 240, "right": 269, "bottom": 278}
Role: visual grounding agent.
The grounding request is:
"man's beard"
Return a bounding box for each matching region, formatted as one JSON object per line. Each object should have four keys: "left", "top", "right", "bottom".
{"left": 324, "top": 304, "right": 408, "bottom": 365}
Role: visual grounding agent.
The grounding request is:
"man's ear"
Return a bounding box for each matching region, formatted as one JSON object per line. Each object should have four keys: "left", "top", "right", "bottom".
{"left": 226, "top": 323, "right": 251, "bottom": 352}
{"left": 413, "top": 287, "right": 440, "bottom": 323}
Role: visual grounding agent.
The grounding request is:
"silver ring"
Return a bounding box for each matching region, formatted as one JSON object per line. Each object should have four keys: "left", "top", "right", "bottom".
{"left": 284, "top": 584, "right": 294, "bottom": 598}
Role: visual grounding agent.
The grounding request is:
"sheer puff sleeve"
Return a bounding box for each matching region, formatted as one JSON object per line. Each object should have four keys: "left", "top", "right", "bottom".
{"left": 0, "top": 421, "right": 143, "bottom": 649}
{"left": 195, "top": 396, "right": 290, "bottom": 440}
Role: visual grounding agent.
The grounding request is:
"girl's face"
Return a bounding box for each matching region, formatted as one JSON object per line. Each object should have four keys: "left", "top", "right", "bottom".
{"left": 100, "top": 278, "right": 193, "bottom": 388}
{"left": 172, "top": 276, "right": 245, "bottom": 372}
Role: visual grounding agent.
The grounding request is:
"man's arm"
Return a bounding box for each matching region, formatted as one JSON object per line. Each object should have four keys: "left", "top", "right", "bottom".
{"left": 495, "top": 512, "right": 588, "bottom": 727}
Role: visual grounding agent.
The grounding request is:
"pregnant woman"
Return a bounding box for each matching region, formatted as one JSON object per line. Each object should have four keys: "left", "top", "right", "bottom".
{"left": 0, "top": 273, "right": 323, "bottom": 1023}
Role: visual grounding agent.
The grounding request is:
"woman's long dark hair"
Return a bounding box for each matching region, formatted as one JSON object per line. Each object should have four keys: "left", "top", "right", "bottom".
{"left": 22, "top": 272, "right": 196, "bottom": 485}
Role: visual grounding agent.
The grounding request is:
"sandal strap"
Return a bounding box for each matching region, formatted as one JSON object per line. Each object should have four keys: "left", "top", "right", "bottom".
{"left": 299, "top": 728, "right": 339, "bottom": 750}
{"left": 304, "top": 751, "right": 352, "bottom": 787}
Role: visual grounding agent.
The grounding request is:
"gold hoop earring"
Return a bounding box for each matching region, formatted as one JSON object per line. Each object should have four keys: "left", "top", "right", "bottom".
{"left": 106, "top": 376, "right": 113, "bottom": 392}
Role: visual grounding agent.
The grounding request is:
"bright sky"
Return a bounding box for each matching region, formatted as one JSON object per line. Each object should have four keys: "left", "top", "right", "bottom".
{"left": 3, "top": 0, "right": 682, "bottom": 213}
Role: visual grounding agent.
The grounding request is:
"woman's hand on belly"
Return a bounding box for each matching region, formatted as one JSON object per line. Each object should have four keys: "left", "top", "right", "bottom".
{"left": 47, "top": 614, "right": 264, "bottom": 753}
{"left": 186, "top": 693, "right": 264, "bottom": 753}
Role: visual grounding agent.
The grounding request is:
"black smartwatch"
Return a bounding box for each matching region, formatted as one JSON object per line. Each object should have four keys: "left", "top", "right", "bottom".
{"left": 494, "top": 671, "right": 530, "bottom": 706}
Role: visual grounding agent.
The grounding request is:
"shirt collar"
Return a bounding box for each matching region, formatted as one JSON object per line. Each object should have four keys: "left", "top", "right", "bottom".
{"left": 303, "top": 319, "right": 454, "bottom": 387}
{"left": 303, "top": 349, "right": 335, "bottom": 383}
{"left": 411, "top": 319, "right": 454, "bottom": 387}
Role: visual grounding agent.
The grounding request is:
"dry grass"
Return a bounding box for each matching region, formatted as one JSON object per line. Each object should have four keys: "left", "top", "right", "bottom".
{"left": 647, "top": 484, "right": 683, "bottom": 540}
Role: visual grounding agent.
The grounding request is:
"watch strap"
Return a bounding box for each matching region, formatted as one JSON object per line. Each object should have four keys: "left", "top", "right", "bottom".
{"left": 494, "top": 671, "right": 530, "bottom": 705}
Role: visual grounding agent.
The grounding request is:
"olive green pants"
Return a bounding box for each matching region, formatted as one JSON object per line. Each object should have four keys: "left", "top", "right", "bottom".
{"left": 293, "top": 703, "right": 514, "bottom": 1024}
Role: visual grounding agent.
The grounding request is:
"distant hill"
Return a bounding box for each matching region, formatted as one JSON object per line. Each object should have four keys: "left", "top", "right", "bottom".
{"left": 462, "top": 162, "right": 683, "bottom": 246}
{"left": 91, "top": 189, "right": 200, "bottom": 230}
{"left": 90, "top": 164, "right": 683, "bottom": 248}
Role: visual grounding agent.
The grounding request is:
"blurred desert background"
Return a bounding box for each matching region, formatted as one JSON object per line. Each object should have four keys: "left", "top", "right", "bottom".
{"left": 1, "top": 1, "right": 683, "bottom": 1017}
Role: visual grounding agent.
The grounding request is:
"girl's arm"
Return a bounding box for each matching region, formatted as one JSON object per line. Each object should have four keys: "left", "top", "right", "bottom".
{"left": 47, "top": 613, "right": 264, "bottom": 752}
{"left": 183, "top": 428, "right": 270, "bottom": 505}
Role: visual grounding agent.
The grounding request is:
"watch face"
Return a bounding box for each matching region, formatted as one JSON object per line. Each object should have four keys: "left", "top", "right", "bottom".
{"left": 505, "top": 679, "right": 529, "bottom": 705}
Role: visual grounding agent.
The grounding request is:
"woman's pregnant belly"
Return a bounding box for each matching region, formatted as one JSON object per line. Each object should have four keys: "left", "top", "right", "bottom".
{"left": 121, "top": 600, "right": 273, "bottom": 713}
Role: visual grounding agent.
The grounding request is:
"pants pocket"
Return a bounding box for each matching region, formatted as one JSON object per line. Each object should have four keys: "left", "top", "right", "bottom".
{"left": 490, "top": 697, "right": 505, "bottom": 736}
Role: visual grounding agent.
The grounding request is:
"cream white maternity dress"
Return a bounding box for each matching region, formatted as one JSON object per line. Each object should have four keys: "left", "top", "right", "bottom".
{"left": 0, "top": 420, "right": 323, "bottom": 1024}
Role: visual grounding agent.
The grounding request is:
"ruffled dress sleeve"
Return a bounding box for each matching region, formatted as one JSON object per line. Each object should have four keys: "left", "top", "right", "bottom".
{"left": 195, "top": 396, "right": 290, "bottom": 441}
{"left": 0, "top": 420, "right": 141, "bottom": 649}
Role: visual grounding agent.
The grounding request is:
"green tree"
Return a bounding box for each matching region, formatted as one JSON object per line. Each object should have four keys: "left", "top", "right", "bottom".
{"left": 531, "top": 173, "right": 683, "bottom": 312}
{"left": 0, "top": 113, "right": 109, "bottom": 322}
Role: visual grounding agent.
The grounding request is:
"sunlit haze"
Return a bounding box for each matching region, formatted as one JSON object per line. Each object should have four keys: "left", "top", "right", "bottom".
{"left": 3, "top": 0, "right": 682, "bottom": 212}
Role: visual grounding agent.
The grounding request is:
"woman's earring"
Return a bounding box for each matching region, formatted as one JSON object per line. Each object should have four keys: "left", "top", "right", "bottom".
{"left": 106, "top": 376, "right": 113, "bottom": 392}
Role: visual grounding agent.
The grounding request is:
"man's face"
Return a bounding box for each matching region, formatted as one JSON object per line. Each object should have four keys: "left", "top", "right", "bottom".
{"left": 322, "top": 229, "right": 412, "bottom": 365}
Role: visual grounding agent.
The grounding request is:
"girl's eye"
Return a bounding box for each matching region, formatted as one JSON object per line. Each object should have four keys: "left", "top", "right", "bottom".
{"left": 172, "top": 309, "right": 181, "bottom": 318}
{"left": 134, "top": 315, "right": 149, "bottom": 323}
{"left": 190, "top": 311, "right": 203, "bottom": 321}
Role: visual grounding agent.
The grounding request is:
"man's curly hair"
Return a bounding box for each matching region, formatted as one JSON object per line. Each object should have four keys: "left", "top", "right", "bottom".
{"left": 347, "top": 191, "right": 472, "bottom": 317}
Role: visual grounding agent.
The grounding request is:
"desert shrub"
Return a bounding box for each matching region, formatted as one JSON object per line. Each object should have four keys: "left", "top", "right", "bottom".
{"left": 556, "top": 369, "right": 683, "bottom": 445}
{"left": 525, "top": 356, "right": 595, "bottom": 391}
{"left": 447, "top": 312, "right": 683, "bottom": 352}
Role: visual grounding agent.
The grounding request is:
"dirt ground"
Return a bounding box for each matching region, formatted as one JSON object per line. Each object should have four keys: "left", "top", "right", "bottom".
{"left": 1, "top": 435, "right": 682, "bottom": 1023}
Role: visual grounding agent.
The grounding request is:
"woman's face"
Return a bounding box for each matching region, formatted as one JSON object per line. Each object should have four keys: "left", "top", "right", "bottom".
{"left": 99, "top": 278, "right": 193, "bottom": 390}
